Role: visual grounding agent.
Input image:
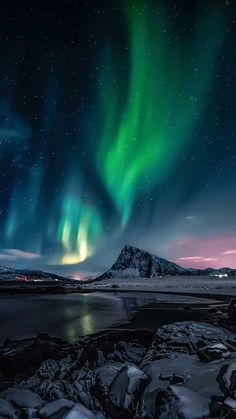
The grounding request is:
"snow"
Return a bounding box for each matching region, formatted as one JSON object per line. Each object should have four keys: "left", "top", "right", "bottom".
{"left": 125, "top": 365, "right": 147, "bottom": 408}
{"left": 84, "top": 275, "right": 236, "bottom": 297}
{"left": 62, "top": 403, "right": 104, "bottom": 418}
{"left": 224, "top": 397, "right": 236, "bottom": 410}
{"left": 111, "top": 268, "right": 140, "bottom": 278}
{"left": 143, "top": 352, "right": 235, "bottom": 399}
{"left": 171, "top": 385, "right": 210, "bottom": 419}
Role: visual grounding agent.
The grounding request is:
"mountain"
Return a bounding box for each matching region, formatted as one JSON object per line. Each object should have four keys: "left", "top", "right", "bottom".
{"left": 96, "top": 245, "right": 236, "bottom": 279}
{"left": 97, "top": 245, "right": 186, "bottom": 279}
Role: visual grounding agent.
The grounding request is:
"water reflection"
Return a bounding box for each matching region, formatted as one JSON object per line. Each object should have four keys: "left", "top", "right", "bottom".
{"left": 0, "top": 292, "right": 214, "bottom": 342}
{"left": 80, "top": 313, "right": 94, "bottom": 335}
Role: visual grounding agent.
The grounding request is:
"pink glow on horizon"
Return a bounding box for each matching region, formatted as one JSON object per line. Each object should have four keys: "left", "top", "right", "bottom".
{"left": 169, "top": 233, "right": 236, "bottom": 269}
{"left": 70, "top": 273, "right": 84, "bottom": 281}
{"left": 70, "top": 272, "right": 98, "bottom": 281}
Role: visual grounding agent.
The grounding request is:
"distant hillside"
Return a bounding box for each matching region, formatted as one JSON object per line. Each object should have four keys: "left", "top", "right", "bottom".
{"left": 0, "top": 266, "right": 68, "bottom": 282}
{"left": 96, "top": 245, "right": 236, "bottom": 280}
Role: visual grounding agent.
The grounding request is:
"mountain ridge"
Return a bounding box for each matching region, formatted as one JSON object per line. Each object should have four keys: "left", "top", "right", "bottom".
{"left": 96, "top": 245, "right": 236, "bottom": 280}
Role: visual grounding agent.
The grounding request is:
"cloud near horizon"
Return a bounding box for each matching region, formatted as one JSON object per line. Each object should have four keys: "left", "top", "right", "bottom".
{"left": 176, "top": 256, "right": 218, "bottom": 262}
{"left": 0, "top": 248, "right": 42, "bottom": 265}
{"left": 222, "top": 249, "right": 236, "bottom": 255}
{"left": 168, "top": 233, "right": 236, "bottom": 269}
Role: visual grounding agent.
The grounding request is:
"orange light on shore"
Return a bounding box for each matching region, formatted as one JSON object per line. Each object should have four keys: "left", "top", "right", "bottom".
{"left": 16, "top": 275, "right": 30, "bottom": 282}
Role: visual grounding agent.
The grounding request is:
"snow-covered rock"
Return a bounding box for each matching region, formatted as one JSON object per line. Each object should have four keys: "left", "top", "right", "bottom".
{"left": 170, "top": 385, "right": 210, "bottom": 418}
{"left": 197, "top": 343, "right": 231, "bottom": 362}
{"left": 109, "top": 364, "right": 147, "bottom": 410}
{"left": 0, "top": 398, "right": 19, "bottom": 417}
{"left": 62, "top": 403, "right": 105, "bottom": 418}
{"left": 97, "top": 245, "right": 187, "bottom": 279}
{"left": 140, "top": 321, "right": 236, "bottom": 369}
{"left": 217, "top": 360, "right": 236, "bottom": 399}
{"left": 2, "top": 322, "right": 236, "bottom": 418}
{"left": 0, "top": 387, "right": 45, "bottom": 408}
{"left": 38, "top": 398, "right": 74, "bottom": 417}
{"left": 223, "top": 396, "right": 236, "bottom": 411}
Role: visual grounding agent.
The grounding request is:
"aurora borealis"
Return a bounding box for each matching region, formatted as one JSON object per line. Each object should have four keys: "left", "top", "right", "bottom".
{"left": 97, "top": 2, "right": 221, "bottom": 225}
{"left": 0, "top": 0, "right": 235, "bottom": 274}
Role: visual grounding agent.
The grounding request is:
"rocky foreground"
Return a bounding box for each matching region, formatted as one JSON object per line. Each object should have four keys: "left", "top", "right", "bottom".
{"left": 0, "top": 305, "right": 236, "bottom": 418}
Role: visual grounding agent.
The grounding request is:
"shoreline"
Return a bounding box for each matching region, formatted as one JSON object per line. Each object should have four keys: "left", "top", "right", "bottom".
{"left": 0, "top": 284, "right": 234, "bottom": 303}
{"left": 0, "top": 291, "right": 235, "bottom": 417}
{"left": 83, "top": 287, "right": 233, "bottom": 302}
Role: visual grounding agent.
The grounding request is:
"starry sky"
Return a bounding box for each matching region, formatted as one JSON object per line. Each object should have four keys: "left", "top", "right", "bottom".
{"left": 0, "top": 0, "right": 235, "bottom": 275}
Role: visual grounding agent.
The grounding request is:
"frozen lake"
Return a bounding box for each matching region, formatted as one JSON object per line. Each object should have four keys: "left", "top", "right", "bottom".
{"left": 0, "top": 291, "right": 218, "bottom": 342}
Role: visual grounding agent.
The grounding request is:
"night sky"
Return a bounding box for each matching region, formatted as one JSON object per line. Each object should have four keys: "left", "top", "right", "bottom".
{"left": 0, "top": 0, "right": 235, "bottom": 275}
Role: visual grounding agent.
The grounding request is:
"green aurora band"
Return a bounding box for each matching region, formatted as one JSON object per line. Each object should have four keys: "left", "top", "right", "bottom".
{"left": 97, "top": 2, "right": 222, "bottom": 226}
{"left": 57, "top": 195, "right": 102, "bottom": 264}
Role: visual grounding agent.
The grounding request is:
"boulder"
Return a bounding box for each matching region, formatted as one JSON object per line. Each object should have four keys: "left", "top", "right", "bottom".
{"left": 0, "top": 387, "right": 45, "bottom": 408}
{"left": 0, "top": 397, "right": 19, "bottom": 417}
{"left": 136, "top": 385, "right": 210, "bottom": 419}
{"left": 170, "top": 385, "right": 210, "bottom": 418}
{"left": 197, "top": 343, "right": 231, "bottom": 362}
{"left": 217, "top": 361, "right": 236, "bottom": 399}
{"left": 140, "top": 322, "right": 236, "bottom": 369}
{"left": 109, "top": 364, "right": 147, "bottom": 411}
{"left": 224, "top": 397, "right": 236, "bottom": 411}
{"left": 38, "top": 398, "right": 75, "bottom": 417}
{"left": 62, "top": 402, "right": 105, "bottom": 418}
{"left": 0, "top": 335, "right": 69, "bottom": 379}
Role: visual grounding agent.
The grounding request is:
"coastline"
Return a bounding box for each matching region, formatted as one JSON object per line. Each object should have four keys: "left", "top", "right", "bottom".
{"left": 0, "top": 316, "right": 236, "bottom": 418}
{"left": 0, "top": 288, "right": 235, "bottom": 417}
